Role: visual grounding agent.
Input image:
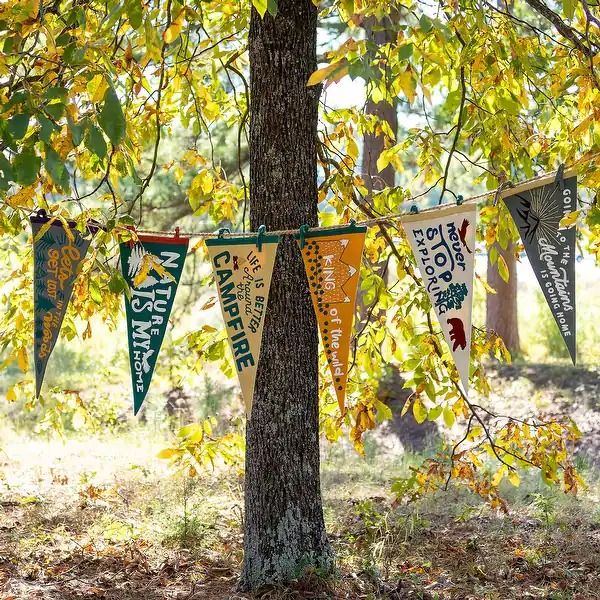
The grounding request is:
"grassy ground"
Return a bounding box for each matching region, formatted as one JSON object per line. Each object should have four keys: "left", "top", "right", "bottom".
{"left": 2, "top": 370, "right": 600, "bottom": 600}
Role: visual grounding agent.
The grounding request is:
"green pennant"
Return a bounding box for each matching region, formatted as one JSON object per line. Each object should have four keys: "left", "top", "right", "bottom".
{"left": 120, "top": 234, "right": 188, "bottom": 415}
{"left": 31, "top": 212, "right": 96, "bottom": 397}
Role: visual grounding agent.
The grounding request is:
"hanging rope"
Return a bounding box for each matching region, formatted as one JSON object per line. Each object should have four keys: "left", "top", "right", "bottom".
{"left": 3, "top": 153, "right": 599, "bottom": 239}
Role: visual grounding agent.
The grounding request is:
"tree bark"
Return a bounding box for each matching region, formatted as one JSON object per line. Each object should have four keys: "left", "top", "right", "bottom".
{"left": 361, "top": 18, "right": 398, "bottom": 194}
{"left": 486, "top": 242, "right": 520, "bottom": 356}
{"left": 240, "top": 2, "right": 333, "bottom": 590}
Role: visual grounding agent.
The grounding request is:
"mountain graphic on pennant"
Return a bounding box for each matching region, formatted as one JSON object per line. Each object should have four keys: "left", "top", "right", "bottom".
{"left": 298, "top": 224, "right": 367, "bottom": 413}
{"left": 503, "top": 176, "right": 577, "bottom": 364}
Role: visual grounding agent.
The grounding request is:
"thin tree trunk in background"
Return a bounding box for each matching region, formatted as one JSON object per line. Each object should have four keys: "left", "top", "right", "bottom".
{"left": 361, "top": 19, "right": 398, "bottom": 193}
{"left": 486, "top": 241, "right": 520, "bottom": 356}
{"left": 359, "top": 17, "right": 439, "bottom": 450}
{"left": 240, "top": 1, "right": 333, "bottom": 590}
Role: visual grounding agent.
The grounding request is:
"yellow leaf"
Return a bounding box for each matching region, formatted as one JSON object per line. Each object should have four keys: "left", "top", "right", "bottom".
{"left": 133, "top": 255, "right": 152, "bottom": 288}
{"left": 508, "top": 469, "right": 521, "bottom": 487}
{"left": 22, "top": 0, "right": 39, "bottom": 19}
{"left": 401, "top": 396, "right": 412, "bottom": 417}
{"left": 133, "top": 253, "right": 176, "bottom": 287}
{"left": 443, "top": 406, "right": 455, "bottom": 428}
{"left": 163, "top": 11, "right": 184, "bottom": 43}
{"left": 157, "top": 448, "right": 178, "bottom": 459}
{"left": 17, "top": 347, "right": 28, "bottom": 373}
{"left": 476, "top": 273, "right": 497, "bottom": 295}
{"left": 6, "top": 386, "right": 16, "bottom": 402}
{"left": 33, "top": 217, "right": 58, "bottom": 243}
{"left": 491, "top": 466, "right": 506, "bottom": 487}
{"left": 307, "top": 61, "right": 349, "bottom": 87}
{"left": 396, "top": 68, "right": 417, "bottom": 104}
{"left": 412, "top": 396, "right": 427, "bottom": 424}
{"left": 180, "top": 423, "right": 204, "bottom": 443}
{"left": 559, "top": 210, "right": 579, "bottom": 230}
{"left": 87, "top": 74, "right": 109, "bottom": 104}
{"left": 57, "top": 215, "right": 75, "bottom": 242}
{"left": 497, "top": 255, "right": 509, "bottom": 283}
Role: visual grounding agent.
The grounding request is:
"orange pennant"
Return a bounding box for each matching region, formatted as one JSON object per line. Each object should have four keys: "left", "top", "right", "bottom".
{"left": 298, "top": 225, "right": 366, "bottom": 413}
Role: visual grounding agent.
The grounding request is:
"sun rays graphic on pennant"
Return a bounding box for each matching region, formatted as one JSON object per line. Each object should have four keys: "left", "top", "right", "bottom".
{"left": 504, "top": 176, "right": 577, "bottom": 364}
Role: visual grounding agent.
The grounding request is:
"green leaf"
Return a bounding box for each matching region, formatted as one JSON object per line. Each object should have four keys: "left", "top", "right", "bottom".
{"left": 98, "top": 87, "right": 126, "bottom": 146}
{"left": 419, "top": 14, "right": 433, "bottom": 33}
{"left": 0, "top": 154, "right": 14, "bottom": 190}
{"left": 443, "top": 406, "right": 455, "bottom": 428}
{"left": 2, "top": 91, "right": 28, "bottom": 113}
{"left": 44, "top": 87, "right": 68, "bottom": 101}
{"left": 85, "top": 124, "right": 107, "bottom": 159}
{"left": 341, "top": 0, "right": 354, "bottom": 15}
{"left": 267, "top": 0, "right": 278, "bottom": 15}
{"left": 126, "top": 0, "right": 144, "bottom": 29}
{"left": 89, "top": 280, "right": 102, "bottom": 304}
{"left": 44, "top": 102, "right": 65, "bottom": 120}
{"left": 108, "top": 270, "right": 127, "bottom": 294}
{"left": 67, "top": 115, "right": 85, "bottom": 146}
{"left": 397, "top": 43, "right": 413, "bottom": 60}
{"left": 38, "top": 114, "right": 58, "bottom": 143}
{"left": 252, "top": 0, "right": 267, "bottom": 17}
{"left": 428, "top": 405, "right": 443, "bottom": 421}
{"left": 44, "top": 146, "right": 70, "bottom": 192}
{"left": 8, "top": 113, "right": 30, "bottom": 139}
{"left": 587, "top": 204, "right": 600, "bottom": 227}
{"left": 563, "top": 0, "right": 576, "bottom": 19}
{"left": 13, "top": 150, "right": 41, "bottom": 186}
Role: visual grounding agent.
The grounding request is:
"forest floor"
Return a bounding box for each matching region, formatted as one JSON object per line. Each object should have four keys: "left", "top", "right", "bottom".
{"left": 2, "top": 363, "right": 600, "bottom": 600}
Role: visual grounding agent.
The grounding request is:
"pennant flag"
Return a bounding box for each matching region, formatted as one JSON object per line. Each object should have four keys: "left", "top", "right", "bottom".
{"left": 32, "top": 213, "right": 96, "bottom": 397}
{"left": 403, "top": 204, "right": 476, "bottom": 394}
{"left": 298, "top": 224, "right": 366, "bottom": 413}
{"left": 504, "top": 176, "right": 577, "bottom": 364}
{"left": 120, "top": 234, "right": 188, "bottom": 414}
{"left": 205, "top": 234, "right": 279, "bottom": 415}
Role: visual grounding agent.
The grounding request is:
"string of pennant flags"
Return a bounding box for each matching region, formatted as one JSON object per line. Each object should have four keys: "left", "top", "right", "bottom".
{"left": 29, "top": 164, "right": 582, "bottom": 415}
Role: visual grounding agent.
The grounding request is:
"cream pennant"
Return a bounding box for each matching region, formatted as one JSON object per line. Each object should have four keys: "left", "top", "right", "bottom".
{"left": 205, "top": 235, "right": 279, "bottom": 415}
{"left": 403, "top": 204, "right": 476, "bottom": 394}
{"left": 298, "top": 225, "right": 366, "bottom": 413}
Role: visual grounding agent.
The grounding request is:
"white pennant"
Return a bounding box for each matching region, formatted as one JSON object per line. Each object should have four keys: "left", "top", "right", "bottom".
{"left": 403, "top": 204, "right": 477, "bottom": 394}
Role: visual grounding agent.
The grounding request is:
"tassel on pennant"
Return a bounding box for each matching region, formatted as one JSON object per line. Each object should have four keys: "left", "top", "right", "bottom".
{"left": 503, "top": 175, "right": 577, "bottom": 364}
{"left": 403, "top": 204, "right": 477, "bottom": 395}
{"left": 297, "top": 223, "right": 366, "bottom": 414}
{"left": 120, "top": 232, "right": 189, "bottom": 415}
{"left": 205, "top": 231, "right": 279, "bottom": 416}
{"left": 31, "top": 211, "right": 97, "bottom": 397}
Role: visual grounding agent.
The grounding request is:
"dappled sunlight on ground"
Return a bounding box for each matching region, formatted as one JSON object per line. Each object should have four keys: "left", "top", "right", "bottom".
{"left": 3, "top": 364, "right": 600, "bottom": 600}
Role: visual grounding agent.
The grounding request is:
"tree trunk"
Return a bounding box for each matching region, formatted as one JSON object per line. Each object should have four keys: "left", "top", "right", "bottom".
{"left": 361, "top": 19, "right": 398, "bottom": 194}
{"left": 486, "top": 241, "right": 520, "bottom": 356}
{"left": 240, "top": 2, "right": 333, "bottom": 590}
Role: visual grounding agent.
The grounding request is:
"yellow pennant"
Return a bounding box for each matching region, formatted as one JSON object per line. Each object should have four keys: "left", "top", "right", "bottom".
{"left": 298, "top": 225, "right": 366, "bottom": 413}
{"left": 205, "top": 234, "right": 279, "bottom": 416}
